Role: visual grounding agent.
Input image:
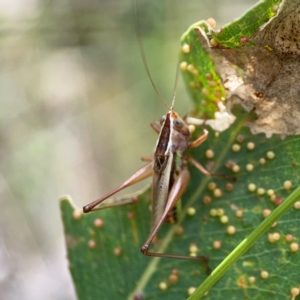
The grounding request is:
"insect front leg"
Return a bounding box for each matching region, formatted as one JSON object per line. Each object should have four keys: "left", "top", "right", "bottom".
{"left": 141, "top": 165, "right": 209, "bottom": 266}
{"left": 150, "top": 121, "right": 161, "bottom": 134}
{"left": 188, "top": 129, "right": 209, "bottom": 149}
{"left": 83, "top": 162, "right": 152, "bottom": 213}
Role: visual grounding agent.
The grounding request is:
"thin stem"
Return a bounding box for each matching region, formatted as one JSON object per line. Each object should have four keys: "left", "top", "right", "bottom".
{"left": 188, "top": 185, "right": 300, "bottom": 300}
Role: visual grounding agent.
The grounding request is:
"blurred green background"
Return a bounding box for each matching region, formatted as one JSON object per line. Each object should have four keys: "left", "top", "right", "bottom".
{"left": 0, "top": 0, "right": 256, "bottom": 299}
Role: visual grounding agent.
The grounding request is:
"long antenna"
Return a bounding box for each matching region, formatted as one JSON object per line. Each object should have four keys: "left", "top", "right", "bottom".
{"left": 170, "top": 62, "right": 179, "bottom": 109}
{"left": 134, "top": 0, "right": 175, "bottom": 110}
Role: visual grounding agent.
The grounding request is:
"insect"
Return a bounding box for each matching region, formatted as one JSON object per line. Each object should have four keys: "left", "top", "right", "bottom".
{"left": 82, "top": 0, "right": 228, "bottom": 268}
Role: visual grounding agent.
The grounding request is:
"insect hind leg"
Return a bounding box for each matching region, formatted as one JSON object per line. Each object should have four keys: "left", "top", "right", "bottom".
{"left": 187, "top": 156, "right": 236, "bottom": 181}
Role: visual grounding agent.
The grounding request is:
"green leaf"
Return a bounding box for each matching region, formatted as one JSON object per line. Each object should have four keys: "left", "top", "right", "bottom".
{"left": 180, "top": 25, "right": 225, "bottom": 118}
{"left": 210, "top": 0, "right": 282, "bottom": 48}
{"left": 189, "top": 184, "right": 300, "bottom": 300}
{"left": 61, "top": 107, "right": 300, "bottom": 299}
{"left": 61, "top": 0, "right": 300, "bottom": 299}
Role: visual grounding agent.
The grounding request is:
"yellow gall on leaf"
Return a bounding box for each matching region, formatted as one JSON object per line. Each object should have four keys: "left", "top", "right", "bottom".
{"left": 235, "top": 209, "right": 243, "bottom": 218}
{"left": 285, "top": 234, "right": 294, "bottom": 242}
{"left": 213, "top": 240, "right": 222, "bottom": 249}
{"left": 73, "top": 209, "right": 82, "bottom": 220}
{"left": 227, "top": 225, "right": 236, "bottom": 235}
{"left": 248, "top": 183, "right": 256, "bottom": 192}
{"left": 232, "top": 165, "right": 240, "bottom": 173}
{"left": 257, "top": 188, "right": 265, "bottom": 195}
{"left": 259, "top": 158, "right": 266, "bottom": 165}
{"left": 232, "top": 144, "right": 241, "bottom": 152}
{"left": 294, "top": 201, "right": 300, "bottom": 209}
{"left": 208, "top": 181, "right": 217, "bottom": 190}
{"left": 220, "top": 215, "right": 229, "bottom": 224}
{"left": 159, "top": 282, "right": 168, "bottom": 291}
{"left": 291, "top": 287, "right": 300, "bottom": 298}
{"left": 187, "top": 64, "right": 195, "bottom": 72}
{"left": 272, "top": 4, "right": 279, "bottom": 13}
{"left": 214, "top": 188, "right": 223, "bottom": 198}
{"left": 207, "top": 18, "right": 217, "bottom": 28}
{"left": 94, "top": 218, "right": 104, "bottom": 228}
{"left": 248, "top": 276, "right": 256, "bottom": 284}
{"left": 175, "top": 226, "right": 184, "bottom": 236}
{"left": 273, "top": 232, "right": 280, "bottom": 241}
{"left": 290, "top": 242, "right": 299, "bottom": 252}
{"left": 180, "top": 61, "right": 188, "bottom": 71}
{"left": 187, "top": 207, "right": 196, "bottom": 216}
{"left": 247, "top": 142, "right": 255, "bottom": 150}
{"left": 216, "top": 208, "right": 224, "bottom": 216}
{"left": 210, "top": 208, "right": 217, "bottom": 217}
{"left": 182, "top": 43, "right": 190, "bottom": 53}
{"left": 266, "top": 151, "right": 275, "bottom": 159}
{"left": 201, "top": 87, "right": 209, "bottom": 96}
{"left": 114, "top": 247, "right": 122, "bottom": 257}
{"left": 189, "top": 243, "right": 199, "bottom": 254}
{"left": 192, "top": 69, "right": 199, "bottom": 76}
{"left": 283, "top": 180, "right": 292, "bottom": 190}
{"left": 262, "top": 209, "right": 272, "bottom": 218}
{"left": 187, "top": 287, "right": 196, "bottom": 296}
{"left": 88, "top": 240, "right": 96, "bottom": 249}
{"left": 246, "top": 164, "right": 254, "bottom": 172}
{"left": 260, "top": 270, "right": 269, "bottom": 279}
{"left": 205, "top": 149, "right": 215, "bottom": 159}
{"left": 210, "top": 38, "right": 219, "bottom": 47}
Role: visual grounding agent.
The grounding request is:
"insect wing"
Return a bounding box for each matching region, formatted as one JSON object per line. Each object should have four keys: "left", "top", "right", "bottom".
{"left": 151, "top": 151, "right": 175, "bottom": 230}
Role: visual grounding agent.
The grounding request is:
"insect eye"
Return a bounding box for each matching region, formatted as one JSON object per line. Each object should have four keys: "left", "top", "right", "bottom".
{"left": 160, "top": 116, "right": 166, "bottom": 124}
{"left": 174, "top": 118, "right": 183, "bottom": 128}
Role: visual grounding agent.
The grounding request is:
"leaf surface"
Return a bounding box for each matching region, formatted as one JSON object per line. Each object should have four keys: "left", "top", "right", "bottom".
{"left": 61, "top": 0, "right": 300, "bottom": 299}
{"left": 61, "top": 107, "right": 300, "bottom": 299}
